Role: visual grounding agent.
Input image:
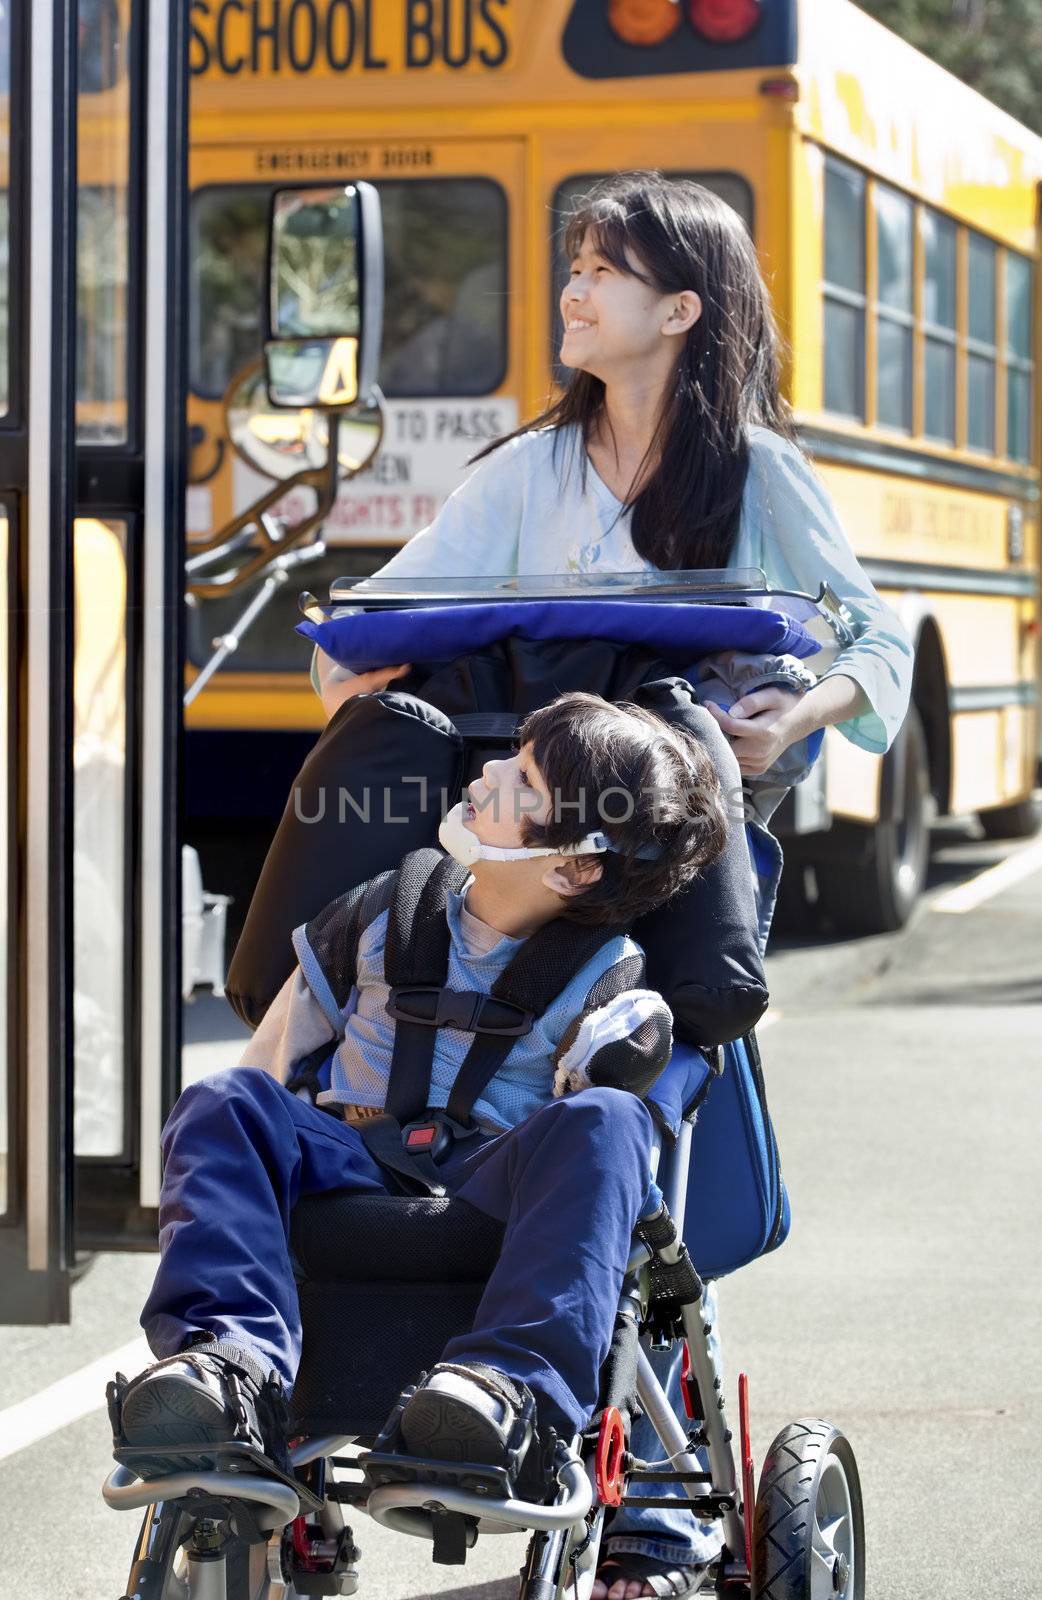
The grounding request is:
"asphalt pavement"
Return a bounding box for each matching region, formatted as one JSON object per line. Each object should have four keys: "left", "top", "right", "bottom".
{"left": 1, "top": 818, "right": 1040, "bottom": 1599}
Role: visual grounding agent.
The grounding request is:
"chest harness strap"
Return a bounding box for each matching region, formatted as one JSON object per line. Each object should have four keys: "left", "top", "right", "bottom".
{"left": 313, "top": 846, "right": 620, "bottom": 1196}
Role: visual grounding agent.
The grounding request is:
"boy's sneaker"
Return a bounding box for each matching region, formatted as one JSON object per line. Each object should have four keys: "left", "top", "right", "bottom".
{"left": 107, "top": 1338, "right": 290, "bottom": 1481}
{"left": 399, "top": 1361, "right": 551, "bottom": 1501}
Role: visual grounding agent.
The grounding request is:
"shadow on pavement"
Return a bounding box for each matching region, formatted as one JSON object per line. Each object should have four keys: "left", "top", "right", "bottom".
{"left": 880, "top": 975, "right": 1042, "bottom": 1008}
{"left": 415, "top": 1584, "right": 518, "bottom": 1600}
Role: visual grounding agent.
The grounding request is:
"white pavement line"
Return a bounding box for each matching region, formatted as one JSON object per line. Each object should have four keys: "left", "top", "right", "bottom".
{"left": 757, "top": 1009, "right": 782, "bottom": 1030}
{"left": 930, "top": 836, "right": 1042, "bottom": 915}
{"left": 0, "top": 1335, "right": 149, "bottom": 1461}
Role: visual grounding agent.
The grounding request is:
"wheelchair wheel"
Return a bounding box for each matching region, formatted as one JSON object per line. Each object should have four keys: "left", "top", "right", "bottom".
{"left": 752, "top": 1420, "right": 864, "bottom": 1600}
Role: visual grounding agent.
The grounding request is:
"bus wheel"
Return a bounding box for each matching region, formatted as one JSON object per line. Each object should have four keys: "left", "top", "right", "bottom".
{"left": 770, "top": 847, "right": 820, "bottom": 940}
{"left": 977, "top": 794, "right": 1041, "bottom": 840}
{"left": 816, "top": 706, "right": 930, "bottom": 937}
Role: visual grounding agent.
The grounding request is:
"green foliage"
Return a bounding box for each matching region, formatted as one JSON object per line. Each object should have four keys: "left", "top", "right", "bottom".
{"left": 856, "top": 0, "right": 1042, "bottom": 135}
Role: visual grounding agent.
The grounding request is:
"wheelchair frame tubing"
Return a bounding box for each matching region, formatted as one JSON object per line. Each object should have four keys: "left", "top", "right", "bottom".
{"left": 520, "top": 1511, "right": 606, "bottom": 1600}
{"left": 123, "top": 1500, "right": 190, "bottom": 1599}
{"left": 183, "top": 1549, "right": 228, "bottom": 1600}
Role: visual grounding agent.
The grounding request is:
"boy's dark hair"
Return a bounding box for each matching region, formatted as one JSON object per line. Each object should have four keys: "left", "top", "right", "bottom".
{"left": 517, "top": 692, "right": 728, "bottom": 929}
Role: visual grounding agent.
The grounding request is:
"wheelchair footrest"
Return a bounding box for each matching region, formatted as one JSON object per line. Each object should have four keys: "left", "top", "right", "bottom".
{"left": 363, "top": 1375, "right": 529, "bottom": 1503}
{"left": 365, "top": 1443, "right": 515, "bottom": 1500}
{"left": 111, "top": 1439, "right": 323, "bottom": 1515}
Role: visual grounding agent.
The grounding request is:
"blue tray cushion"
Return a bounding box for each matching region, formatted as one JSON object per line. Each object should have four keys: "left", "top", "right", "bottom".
{"left": 298, "top": 600, "right": 820, "bottom": 675}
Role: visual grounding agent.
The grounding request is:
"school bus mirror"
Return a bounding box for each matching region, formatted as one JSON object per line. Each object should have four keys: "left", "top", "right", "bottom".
{"left": 267, "top": 181, "right": 383, "bottom": 401}
{"left": 265, "top": 335, "right": 364, "bottom": 409}
{"left": 226, "top": 360, "right": 384, "bottom": 481}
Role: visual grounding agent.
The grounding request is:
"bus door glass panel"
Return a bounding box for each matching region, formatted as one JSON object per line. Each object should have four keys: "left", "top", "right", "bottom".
{"left": 922, "top": 208, "right": 956, "bottom": 444}
{"left": 967, "top": 231, "right": 997, "bottom": 455}
{"left": 1005, "top": 253, "right": 1033, "bottom": 464}
{"left": 73, "top": 517, "right": 131, "bottom": 1159}
{"left": 549, "top": 172, "right": 753, "bottom": 387}
{"left": 77, "top": 0, "right": 130, "bottom": 442}
{"left": 823, "top": 157, "right": 865, "bottom": 421}
{"left": 0, "top": 502, "right": 8, "bottom": 1216}
{"left": 73, "top": 0, "right": 134, "bottom": 1160}
{"left": 0, "top": 186, "right": 7, "bottom": 414}
{"left": 1, "top": 0, "right": 8, "bottom": 420}
{"left": 1, "top": 0, "right": 11, "bottom": 1216}
{"left": 875, "top": 184, "right": 912, "bottom": 433}
{"left": 1, "top": 186, "right": 7, "bottom": 418}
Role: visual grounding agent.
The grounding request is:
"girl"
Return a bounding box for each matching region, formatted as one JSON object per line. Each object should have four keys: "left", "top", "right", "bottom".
{"left": 310, "top": 171, "right": 913, "bottom": 1599}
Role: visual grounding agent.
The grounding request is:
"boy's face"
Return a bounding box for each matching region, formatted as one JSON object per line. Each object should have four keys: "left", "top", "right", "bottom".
{"left": 465, "top": 743, "right": 554, "bottom": 850}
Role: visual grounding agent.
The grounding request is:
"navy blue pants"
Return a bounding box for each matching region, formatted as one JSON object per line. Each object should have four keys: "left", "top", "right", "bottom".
{"left": 141, "top": 1069, "right": 656, "bottom": 1437}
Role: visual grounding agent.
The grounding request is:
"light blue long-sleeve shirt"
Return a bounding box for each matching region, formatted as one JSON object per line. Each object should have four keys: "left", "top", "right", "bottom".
{"left": 314, "top": 424, "right": 914, "bottom": 754}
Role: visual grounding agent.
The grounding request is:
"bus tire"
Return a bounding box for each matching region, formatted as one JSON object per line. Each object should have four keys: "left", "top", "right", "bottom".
{"left": 769, "top": 847, "right": 820, "bottom": 940}
{"left": 816, "top": 705, "right": 930, "bottom": 936}
{"left": 977, "top": 794, "right": 1041, "bottom": 840}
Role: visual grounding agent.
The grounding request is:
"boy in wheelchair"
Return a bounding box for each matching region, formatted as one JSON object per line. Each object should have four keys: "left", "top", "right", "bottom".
{"left": 109, "top": 691, "right": 728, "bottom": 1505}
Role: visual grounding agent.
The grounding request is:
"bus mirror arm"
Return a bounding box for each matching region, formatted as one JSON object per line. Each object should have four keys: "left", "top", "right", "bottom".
{"left": 185, "top": 522, "right": 260, "bottom": 577}
{"left": 184, "top": 540, "right": 329, "bottom": 708}
{"left": 185, "top": 411, "right": 343, "bottom": 601}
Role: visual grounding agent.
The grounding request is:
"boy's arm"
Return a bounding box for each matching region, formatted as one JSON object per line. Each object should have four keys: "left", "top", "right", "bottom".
{"left": 237, "top": 965, "right": 338, "bottom": 1086}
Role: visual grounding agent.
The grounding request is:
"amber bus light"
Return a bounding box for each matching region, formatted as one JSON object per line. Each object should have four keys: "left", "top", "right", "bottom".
{"left": 607, "top": 0, "right": 683, "bottom": 47}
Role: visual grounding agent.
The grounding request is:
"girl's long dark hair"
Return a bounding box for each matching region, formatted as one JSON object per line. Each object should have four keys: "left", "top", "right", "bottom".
{"left": 475, "top": 171, "right": 797, "bottom": 570}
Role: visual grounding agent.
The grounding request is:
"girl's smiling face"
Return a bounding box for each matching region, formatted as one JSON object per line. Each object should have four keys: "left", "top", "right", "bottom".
{"left": 559, "top": 228, "right": 700, "bottom": 379}
{"left": 465, "top": 743, "right": 554, "bottom": 850}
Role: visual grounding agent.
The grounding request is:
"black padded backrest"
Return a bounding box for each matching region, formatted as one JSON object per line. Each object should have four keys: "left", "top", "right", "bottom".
{"left": 629, "top": 681, "right": 768, "bottom": 1047}
{"left": 226, "top": 692, "right": 462, "bottom": 1029}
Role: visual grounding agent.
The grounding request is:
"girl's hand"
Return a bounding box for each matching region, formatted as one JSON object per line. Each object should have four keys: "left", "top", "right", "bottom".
{"left": 703, "top": 686, "right": 805, "bottom": 777}
{"left": 323, "top": 663, "right": 412, "bottom": 719}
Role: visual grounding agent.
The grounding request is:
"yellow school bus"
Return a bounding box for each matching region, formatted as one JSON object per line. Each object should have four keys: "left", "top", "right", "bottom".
{"left": 178, "top": 0, "right": 1040, "bottom": 930}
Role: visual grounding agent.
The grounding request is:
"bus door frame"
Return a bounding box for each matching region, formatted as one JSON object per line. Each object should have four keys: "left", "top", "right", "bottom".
{"left": 2, "top": 0, "right": 189, "bottom": 1323}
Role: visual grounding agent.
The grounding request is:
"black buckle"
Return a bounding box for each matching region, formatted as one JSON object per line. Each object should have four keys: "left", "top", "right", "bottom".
{"left": 386, "top": 986, "right": 533, "bottom": 1037}
{"left": 401, "top": 1110, "right": 480, "bottom": 1162}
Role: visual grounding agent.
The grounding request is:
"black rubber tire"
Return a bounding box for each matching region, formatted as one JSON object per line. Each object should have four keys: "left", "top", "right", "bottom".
{"left": 977, "top": 794, "right": 1041, "bottom": 840}
{"left": 815, "top": 704, "right": 930, "bottom": 936}
{"left": 752, "top": 1419, "right": 865, "bottom": 1600}
{"left": 769, "top": 848, "right": 820, "bottom": 941}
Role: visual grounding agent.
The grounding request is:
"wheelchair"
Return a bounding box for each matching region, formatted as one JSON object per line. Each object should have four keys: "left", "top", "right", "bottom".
{"left": 104, "top": 572, "right": 865, "bottom": 1600}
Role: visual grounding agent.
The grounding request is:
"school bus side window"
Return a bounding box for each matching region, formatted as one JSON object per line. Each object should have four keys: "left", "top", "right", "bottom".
{"left": 1006, "top": 251, "right": 1033, "bottom": 464}
{"left": 874, "top": 183, "right": 913, "bottom": 434}
{"left": 966, "top": 230, "right": 997, "bottom": 454}
{"left": 823, "top": 157, "right": 866, "bottom": 422}
{"left": 189, "top": 179, "right": 508, "bottom": 401}
{"left": 921, "top": 208, "right": 957, "bottom": 444}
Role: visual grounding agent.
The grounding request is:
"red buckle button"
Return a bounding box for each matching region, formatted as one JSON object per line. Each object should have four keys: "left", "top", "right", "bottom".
{"left": 406, "top": 1126, "right": 437, "bottom": 1149}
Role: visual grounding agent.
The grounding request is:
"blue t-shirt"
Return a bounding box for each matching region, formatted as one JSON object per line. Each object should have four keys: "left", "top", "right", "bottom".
{"left": 296, "top": 885, "right": 648, "bottom": 1133}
